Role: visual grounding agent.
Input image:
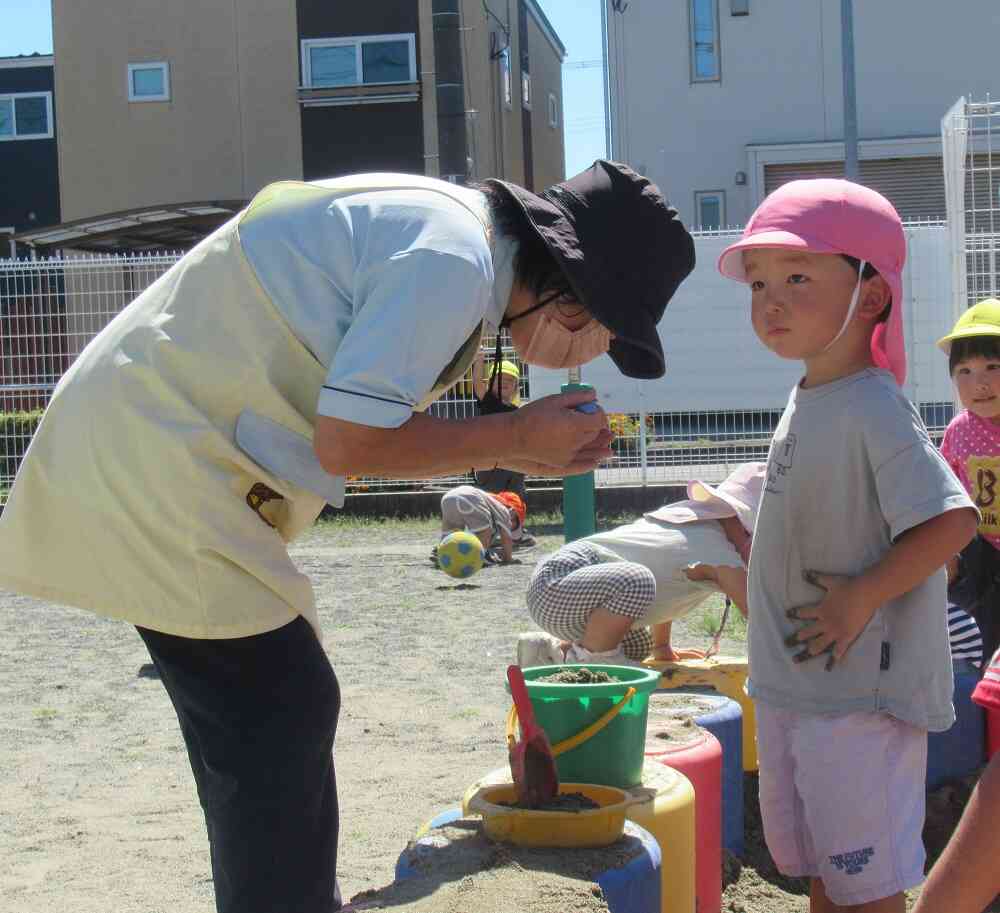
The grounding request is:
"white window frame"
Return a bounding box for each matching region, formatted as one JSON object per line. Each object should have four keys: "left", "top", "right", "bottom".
{"left": 127, "top": 62, "right": 170, "bottom": 102}
{"left": 0, "top": 92, "right": 54, "bottom": 140}
{"left": 521, "top": 71, "right": 532, "bottom": 110}
{"left": 301, "top": 34, "right": 417, "bottom": 89}
{"left": 694, "top": 190, "right": 726, "bottom": 229}
{"left": 689, "top": 0, "right": 721, "bottom": 83}
{"left": 547, "top": 92, "right": 559, "bottom": 129}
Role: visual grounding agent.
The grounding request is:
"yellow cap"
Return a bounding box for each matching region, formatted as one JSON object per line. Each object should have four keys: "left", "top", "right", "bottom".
{"left": 937, "top": 298, "right": 1000, "bottom": 353}
{"left": 498, "top": 360, "right": 520, "bottom": 380}
{"left": 483, "top": 360, "right": 521, "bottom": 405}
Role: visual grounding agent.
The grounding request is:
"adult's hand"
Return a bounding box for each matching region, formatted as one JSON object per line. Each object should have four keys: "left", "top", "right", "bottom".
{"left": 315, "top": 392, "right": 610, "bottom": 479}
{"left": 510, "top": 390, "right": 612, "bottom": 472}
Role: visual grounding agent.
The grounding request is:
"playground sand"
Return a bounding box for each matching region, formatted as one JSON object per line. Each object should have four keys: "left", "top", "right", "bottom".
{"left": 348, "top": 816, "right": 647, "bottom": 911}
{"left": 0, "top": 517, "right": 994, "bottom": 911}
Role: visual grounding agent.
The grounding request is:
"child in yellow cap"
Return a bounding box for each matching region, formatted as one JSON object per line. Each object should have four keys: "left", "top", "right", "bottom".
{"left": 471, "top": 351, "right": 529, "bottom": 509}
{"left": 916, "top": 299, "right": 1000, "bottom": 912}
{"left": 939, "top": 298, "right": 1000, "bottom": 662}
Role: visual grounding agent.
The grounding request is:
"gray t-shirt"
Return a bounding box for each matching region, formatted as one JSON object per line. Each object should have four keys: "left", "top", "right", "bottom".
{"left": 748, "top": 369, "right": 975, "bottom": 731}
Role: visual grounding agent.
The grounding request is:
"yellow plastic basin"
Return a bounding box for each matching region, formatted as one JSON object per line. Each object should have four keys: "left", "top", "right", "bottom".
{"left": 464, "top": 782, "right": 632, "bottom": 848}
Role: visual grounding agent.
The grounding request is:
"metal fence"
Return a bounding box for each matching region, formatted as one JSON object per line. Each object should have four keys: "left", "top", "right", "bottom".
{"left": 943, "top": 94, "right": 1000, "bottom": 314}
{"left": 0, "top": 219, "right": 962, "bottom": 506}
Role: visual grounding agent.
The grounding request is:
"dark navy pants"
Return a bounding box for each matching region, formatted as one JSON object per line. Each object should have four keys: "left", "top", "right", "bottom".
{"left": 137, "top": 617, "right": 341, "bottom": 913}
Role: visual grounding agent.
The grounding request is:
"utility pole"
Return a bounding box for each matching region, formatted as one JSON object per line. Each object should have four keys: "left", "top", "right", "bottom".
{"left": 600, "top": 1, "right": 612, "bottom": 158}
{"left": 841, "top": 0, "right": 859, "bottom": 180}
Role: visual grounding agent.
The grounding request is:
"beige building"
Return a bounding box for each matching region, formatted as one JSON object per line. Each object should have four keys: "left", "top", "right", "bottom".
{"left": 38, "top": 0, "right": 565, "bottom": 251}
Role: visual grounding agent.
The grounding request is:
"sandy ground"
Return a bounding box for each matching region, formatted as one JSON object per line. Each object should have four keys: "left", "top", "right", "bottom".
{"left": 0, "top": 515, "right": 987, "bottom": 912}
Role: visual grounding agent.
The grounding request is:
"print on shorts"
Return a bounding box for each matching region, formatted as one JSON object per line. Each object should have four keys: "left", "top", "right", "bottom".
{"left": 765, "top": 433, "right": 797, "bottom": 495}
{"left": 829, "top": 846, "right": 875, "bottom": 876}
{"left": 967, "top": 456, "right": 1000, "bottom": 536}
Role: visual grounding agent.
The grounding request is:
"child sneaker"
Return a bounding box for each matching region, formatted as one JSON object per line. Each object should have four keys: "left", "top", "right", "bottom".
{"left": 563, "top": 642, "right": 645, "bottom": 667}
{"left": 516, "top": 632, "right": 566, "bottom": 667}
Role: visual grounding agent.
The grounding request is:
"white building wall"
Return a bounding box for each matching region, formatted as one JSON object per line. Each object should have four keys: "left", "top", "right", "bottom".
{"left": 604, "top": 0, "right": 1000, "bottom": 227}
{"left": 529, "top": 225, "right": 956, "bottom": 413}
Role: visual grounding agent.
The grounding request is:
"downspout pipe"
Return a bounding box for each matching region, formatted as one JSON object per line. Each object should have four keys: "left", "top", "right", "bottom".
{"left": 433, "top": 0, "right": 469, "bottom": 181}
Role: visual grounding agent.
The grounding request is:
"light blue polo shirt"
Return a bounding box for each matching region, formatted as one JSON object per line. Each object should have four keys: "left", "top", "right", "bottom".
{"left": 239, "top": 175, "right": 516, "bottom": 428}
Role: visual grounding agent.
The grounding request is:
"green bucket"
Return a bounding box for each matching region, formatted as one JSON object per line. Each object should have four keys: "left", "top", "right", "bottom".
{"left": 511, "top": 664, "right": 663, "bottom": 789}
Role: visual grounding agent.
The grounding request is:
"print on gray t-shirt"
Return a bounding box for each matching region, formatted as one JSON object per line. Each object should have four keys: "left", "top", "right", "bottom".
{"left": 748, "top": 369, "right": 974, "bottom": 732}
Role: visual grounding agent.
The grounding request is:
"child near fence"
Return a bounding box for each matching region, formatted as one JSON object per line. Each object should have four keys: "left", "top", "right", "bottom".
{"left": 939, "top": 298, "right": 1000, "bottom": 665}
{"left": 438, "top": 484, "right": 526, "bottom": 564}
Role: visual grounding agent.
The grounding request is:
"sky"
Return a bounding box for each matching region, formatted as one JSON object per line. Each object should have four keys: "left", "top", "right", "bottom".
{"left": 535, "top": 0, "right": 609, "bottom": 175}
{"left": 0, "top": 0, "right": 607, "bottom": 177}
{"left": 0, "top": 1, "right": 52, "bottom": 57}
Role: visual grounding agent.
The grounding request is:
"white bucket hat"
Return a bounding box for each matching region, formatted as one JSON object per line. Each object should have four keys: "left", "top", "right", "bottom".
{"left": 646, "top": 462, "right": 766, "bottom": 534}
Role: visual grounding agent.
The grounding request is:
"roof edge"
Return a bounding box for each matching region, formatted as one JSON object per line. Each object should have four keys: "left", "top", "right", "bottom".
{"left": 524, "top": 0, "right": 567, "bottom": 60}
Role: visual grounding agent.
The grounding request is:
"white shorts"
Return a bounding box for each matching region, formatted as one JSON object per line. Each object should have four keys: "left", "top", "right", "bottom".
{"left": 755, "top": 703, "right": 927, "bottom": 906}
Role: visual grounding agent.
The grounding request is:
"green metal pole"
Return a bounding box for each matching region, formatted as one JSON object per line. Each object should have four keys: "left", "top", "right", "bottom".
{"left": 561, "top": 378, "right": 597, "bottom": 543}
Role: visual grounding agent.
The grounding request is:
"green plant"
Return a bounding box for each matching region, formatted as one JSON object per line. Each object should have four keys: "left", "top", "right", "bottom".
{"left": 607, "top": 413, "right": 656, "bottom": 454}
{"left": 451, "top": 708, "right": 481, "bottom": 721}
{"left": 0, "top": 408, "right": 45, "bottom": 431}
{"left": 694, "top": 601, "right": 747, "bottom": 642}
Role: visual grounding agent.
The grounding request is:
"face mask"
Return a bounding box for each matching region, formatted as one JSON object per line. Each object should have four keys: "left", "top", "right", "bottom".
{"left": 821, "top": 260, "right": 866, "bottom": 353}
{"left": 520, "top": 315, "right": 612, "bottom": 369}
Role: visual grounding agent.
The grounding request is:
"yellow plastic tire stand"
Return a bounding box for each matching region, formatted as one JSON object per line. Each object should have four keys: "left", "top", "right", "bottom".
{"left": 644, "top": 655, "right": 758, "bottom": 773}
{"left": 463, "top": 760, "right": 696, "bottom": 913}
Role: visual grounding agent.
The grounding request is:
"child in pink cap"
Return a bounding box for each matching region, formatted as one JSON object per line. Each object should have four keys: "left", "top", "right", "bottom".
{"left": 719, "top": 179, "right": 978, "bottom": 913}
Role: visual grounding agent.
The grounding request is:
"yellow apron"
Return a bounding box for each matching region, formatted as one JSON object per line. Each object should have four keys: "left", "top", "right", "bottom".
{"left": 0, "top": 178, "right": 488, "bottom": 638}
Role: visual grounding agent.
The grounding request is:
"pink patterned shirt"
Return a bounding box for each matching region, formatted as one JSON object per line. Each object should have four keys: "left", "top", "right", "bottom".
{"left": 941, "top": 409, "right": 1000, "bottom": 551}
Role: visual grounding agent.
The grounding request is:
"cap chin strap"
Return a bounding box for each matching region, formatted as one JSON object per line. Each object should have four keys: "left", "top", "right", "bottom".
{"left": 821, "top": 260, "right": 866, "bottom": 353}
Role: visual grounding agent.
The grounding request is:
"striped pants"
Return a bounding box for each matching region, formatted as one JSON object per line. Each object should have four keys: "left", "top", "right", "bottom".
{"left": 527, "top": 542, "right": 656, "bottom": 661}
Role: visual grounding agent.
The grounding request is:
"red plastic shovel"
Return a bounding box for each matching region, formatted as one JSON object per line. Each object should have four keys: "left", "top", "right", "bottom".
{"left": 506, "top": 665, "right": 560, "bottom": 808}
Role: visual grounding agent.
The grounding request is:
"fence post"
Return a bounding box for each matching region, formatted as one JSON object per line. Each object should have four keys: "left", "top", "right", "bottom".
{"left": 639, "top": 400, "right": 648, "bottom": 489}
{"left": 562, "top": 367, "right": 596, "bottom": 542}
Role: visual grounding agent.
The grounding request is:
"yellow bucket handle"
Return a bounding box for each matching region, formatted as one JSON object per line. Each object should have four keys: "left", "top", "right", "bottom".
{"left": 505, "top": 686, "right": 637, "bottom": 757}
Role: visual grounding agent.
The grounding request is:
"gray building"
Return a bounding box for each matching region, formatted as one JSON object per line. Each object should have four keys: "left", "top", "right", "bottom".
{"left": 605, "top": 0, "right": 999, "bottom": 228}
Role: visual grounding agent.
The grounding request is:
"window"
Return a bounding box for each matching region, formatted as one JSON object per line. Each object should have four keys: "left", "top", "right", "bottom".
{"left": 690, "top": 0, "right": 721, "bottom": 82}
{"left": 301, "top": 34, "right": 416, "bottom": 88}
{"left": 695, "top": 190, "right": 726, "bottom": 229}
{"left": 522, "top": 71, "right": 532, "bottom": 110}
{"left": 0, "top": 92, "right": 53, "bottom": 140}
{"left": 499, "top": 47, "right": 512, "bottom": 109}
{"left": 548, "top": 92, "right": 559, "bottom": 129}
{"left": 128, "top": 62, "right": 170, "bottom": 101}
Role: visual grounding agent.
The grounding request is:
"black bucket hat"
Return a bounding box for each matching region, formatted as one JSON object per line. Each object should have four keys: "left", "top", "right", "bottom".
{"left": 486, "top": 160, "right": 695, "bottom": 379}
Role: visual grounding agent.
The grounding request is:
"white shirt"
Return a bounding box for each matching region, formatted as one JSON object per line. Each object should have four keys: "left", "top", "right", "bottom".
{"left": 239, "top": 175, "right": 517, "bottom": 429}
{"left": 585, "top": 517, "right": 744, "bottom": 624}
